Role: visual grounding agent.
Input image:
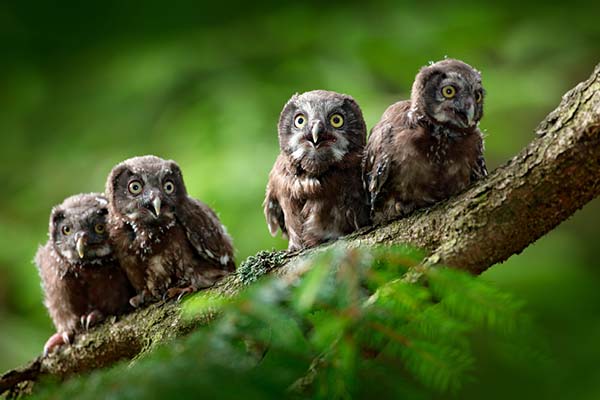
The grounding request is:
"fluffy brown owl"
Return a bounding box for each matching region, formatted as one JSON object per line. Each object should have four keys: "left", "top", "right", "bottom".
{"left": 35, "top": 193, "right": 134, "bottom": 355}
{"left": 106, "top": 155, "right": 235, "bottom": 307}
{"left": 364, "top": 59, "right": 487, "bottom": 224}
{"left": 264, "top": 90, "right": 370, "bottom": 251}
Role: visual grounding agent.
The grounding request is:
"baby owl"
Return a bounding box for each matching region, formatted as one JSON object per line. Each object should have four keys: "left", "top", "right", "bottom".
{"left": 106, "top": 155, "right": 235, "bottom": 307}
{"left": 364, "top": 59, "right": 487, "bottom": 224}
{"left": 35, "top": 193, "right": 134, "bottom": 355}
{"left": 264, "top": 90, "right": 370, "bottom": 250}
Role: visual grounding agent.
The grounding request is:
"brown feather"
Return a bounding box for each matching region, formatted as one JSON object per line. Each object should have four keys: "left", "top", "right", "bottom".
{"left": 106, "top": 155, "right": 235, "bottom": 305}
{"left": 364, "top": 59, "right": 488, "bottom": 224}
{"left": 35, "top": 193, "right": 133, "bottom": 335}
{"left": 264, "top": 90, "right": 370, "bottom": 250}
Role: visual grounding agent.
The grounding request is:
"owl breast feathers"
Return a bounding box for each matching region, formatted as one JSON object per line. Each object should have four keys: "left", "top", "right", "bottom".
{"left": 35, "top": 193, "right": 134, "bottom": 354}
{"left": 106, "top": 155, "right": 235, "bottom": 307}
{"left": 264, "top": 90, "right": 370, "bottom": 250}
{"left": 364, "top": 59, "right": 488, "bottom": 224}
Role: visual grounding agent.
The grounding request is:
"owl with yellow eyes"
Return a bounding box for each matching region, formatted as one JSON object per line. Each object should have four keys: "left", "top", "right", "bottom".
{"left": 106, "top": 155, "right": 235, "bottom": 307}
{"left": 363, "top": 59, "right": 488, "bottom": 224}
{"left": 35, "top": 193, "right": 134, "bottom": 355}
{"left": 264, "top": 90, "right": 370, "bottom": 250}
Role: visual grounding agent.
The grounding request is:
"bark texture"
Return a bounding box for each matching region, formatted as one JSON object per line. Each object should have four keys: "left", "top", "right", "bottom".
{"left": 1, "top": 63, "right": 599, "bottom": 398}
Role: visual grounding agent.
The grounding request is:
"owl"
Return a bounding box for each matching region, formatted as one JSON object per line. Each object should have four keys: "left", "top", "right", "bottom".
{"left": 264, "top": 90, "right": 370, "bottom": 251}
{"left": 106, "top": 155, "right": 235, "bottom": 307}
{"left": 35, "top": 193, "right": 134, "bottom": 355}
{"left": 364, "top": 59, "right": 487, "bottom": 224}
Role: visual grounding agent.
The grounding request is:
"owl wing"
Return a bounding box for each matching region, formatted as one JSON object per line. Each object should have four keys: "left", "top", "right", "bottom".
{"left": 264, "top": 185, "right": 287, "bottom": 238}
{"left": 470, "top": 136, "right": 488, "bottom": 183}
{"left": 263, "top": 157, "right": 289, "bottom": 238}
{"left": 176, "top": 197, "right": 235, "bottom": 271}
{"left": 363, "top": 123, "right": 393, "bottom": 211}
{"left": 35, "top": 244, "right": 81, "bottom": 332}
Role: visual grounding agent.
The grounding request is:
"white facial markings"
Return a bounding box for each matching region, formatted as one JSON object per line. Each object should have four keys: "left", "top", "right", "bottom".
{"left": 63, "top": 250, "right": 76, "bottom": 260}
{"left": 291, "top": 147, "right": 306, "bottom": 161}
{"left": 446, "top": 71, "right": 462, "bottom": 81}
{"left": 432, "top": 103, "right": 451, "bottom": 123}
{"left": 88, "top": 245, "right": 112, "bottom": 258}
{"left": 288, "top": 124, "right": 306, "bottom": 159}
{"left": 330, "top": 134, "right": 349, "bottom": 161}
{"left": 288, "top": 100, "right": 350, "bottom": 162}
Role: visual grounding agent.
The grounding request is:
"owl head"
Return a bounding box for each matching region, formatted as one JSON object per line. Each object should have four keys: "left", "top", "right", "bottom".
{"left": 106, "top": 155, "right": 187, "bottom": 227}
{"left": 411, "top": 59, "right": 485, "bottom": 129}
{"left": 49, "top": 193, "right": 112, "bottom": 264}
{"left": 278, "top": 90, "right": 367, "bottom": 175}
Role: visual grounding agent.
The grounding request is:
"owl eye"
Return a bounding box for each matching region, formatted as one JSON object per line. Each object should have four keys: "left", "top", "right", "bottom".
{"left": 329, "top": 113, "right": 344, "bottom": 129}
{"left": 61, "top": 225, "right": 72, "bottom": 235}
{"left": 163, "top": 180, "right": 175, "bottom": 194}
{"left": 294, "top": 114, "right": 307, "bottom": 128}
{"left": 475, "top": 91, "right": 483, "bottom": 103}
{"left": 441, "top": 85, "right": 456, "bottom": 99}
{"left": 94, "top": 224, "right": 105, "bottom": 234}
{"left": 128, "top": 180, "right": 143, "bottom": 195}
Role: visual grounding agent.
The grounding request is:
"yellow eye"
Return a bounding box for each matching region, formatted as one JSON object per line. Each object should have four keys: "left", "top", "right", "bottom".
{"left": 330, "top": 113, "right": 344, "bottom": 128}
{"left": 95, "top": 224, "right": 105, "bottom": 234}
{"left": 476, "top": 91, "right": 483, "bottom": 103}
{"left": 128, "top": 180, "right": 143, "bottom": 195}
{"left": 294, "top": 114, "right": 307, "bottom": 128}
{"left": 441, "top": 85, "right": 456, "bottom": 99}
{"left": 163, "top": 180, "right": 175, "bottom": 194}
{"left": 61, "top": 225, "right": 72, "bottom": 235}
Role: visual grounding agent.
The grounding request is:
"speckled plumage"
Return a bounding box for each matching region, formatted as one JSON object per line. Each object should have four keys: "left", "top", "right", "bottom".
{"left": 264, "top": 90, "right": 370, "bottom": 250}
{"left": 35, "top": 193, "right": 133, "bottom": 354}
{"left": 364, "top": 59, "right": 487, "bottom": 224}
{"left": 106, "top": 155, "right": 235, "bottom": 306}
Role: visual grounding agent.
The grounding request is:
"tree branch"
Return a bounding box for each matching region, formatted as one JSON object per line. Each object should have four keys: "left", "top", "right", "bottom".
{"left": 2, "top": 63, "right": 599, "bottom": 398}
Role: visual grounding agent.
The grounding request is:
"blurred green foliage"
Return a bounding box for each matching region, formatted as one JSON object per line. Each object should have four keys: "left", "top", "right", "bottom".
{"left": 33, "top": 246, "right": 538, "bottom": 399}
{"left": 0, "top": 0, "right": 599, "bottom": 397}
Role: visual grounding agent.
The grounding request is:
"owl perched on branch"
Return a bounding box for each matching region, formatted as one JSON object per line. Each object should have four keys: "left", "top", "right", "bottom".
{"left": 264, "top": 90, "right": 370, "bottom": 251}
{"left": 35, "top": 193, "right": 133, "bottom": 355}
{"left": 364, "top": 59, "right": 487, "bottom": 224}
{"left": 106, "top": 155, "right": 235, "bottom": 307}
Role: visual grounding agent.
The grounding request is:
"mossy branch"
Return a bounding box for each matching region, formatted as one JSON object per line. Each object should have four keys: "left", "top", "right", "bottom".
{"left": 2, "top": 62, "right": 599, "bottom": 397}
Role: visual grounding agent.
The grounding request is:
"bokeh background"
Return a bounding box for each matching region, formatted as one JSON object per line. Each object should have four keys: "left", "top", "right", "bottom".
{"left": 0, "top": 0, "right": 598, "bottom": 397}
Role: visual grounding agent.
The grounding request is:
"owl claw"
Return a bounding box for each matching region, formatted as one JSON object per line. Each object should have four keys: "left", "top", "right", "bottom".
{"left": 165, "top": 286, "right": 195, "bottom": 303}
{"left": 129, "top": 292, "right": 146, "bottom": 308}
{"left": 81, "top": 310, "right": 104, "bottom": 330}
{"left": 43, "top": 331, "right": 72, "bottom": 356}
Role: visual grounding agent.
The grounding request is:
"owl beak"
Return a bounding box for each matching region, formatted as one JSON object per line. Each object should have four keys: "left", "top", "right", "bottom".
{"left": 152, "top": 196, "right": 162, "bottom": 218}
{"left": 311, "top": 120, "right": 324, "bottom": 144}
{"left": 76, "top": 233, "right": 87, "bottom": 259}
{"left": 466, "top": 103, "right": 475, "bottom": 126}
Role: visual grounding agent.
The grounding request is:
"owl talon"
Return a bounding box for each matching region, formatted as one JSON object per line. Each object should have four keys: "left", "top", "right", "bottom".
{"left": 83, "top": 310, "right": 104, "bottom": 330}
{"left": 129, "top": 292, "right": 146, "bottom": 308}
{"left": 165, "top": 286, "right": 195, "bottom": 302}
{"left": 43, "top": 331, "right": 72, "bottom": 356}
{"left": 177, "top": 288, "right": 194, "bottom": 302}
